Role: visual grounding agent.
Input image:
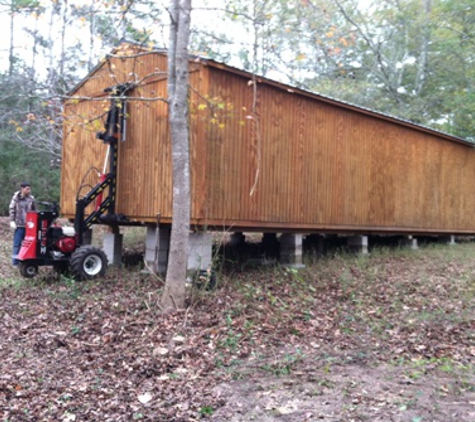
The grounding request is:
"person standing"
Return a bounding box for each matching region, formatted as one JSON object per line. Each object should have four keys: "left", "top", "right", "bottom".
{"left": 9, "top": 182, "right": 37, "bottom": 266}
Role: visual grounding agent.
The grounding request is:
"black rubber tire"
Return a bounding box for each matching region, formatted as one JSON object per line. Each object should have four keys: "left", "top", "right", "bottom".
{"left": 19, "top": 262, "right": 39, "bottom": 278}
{"left": 70, "top": 246, "right": 108, "bottom": 280}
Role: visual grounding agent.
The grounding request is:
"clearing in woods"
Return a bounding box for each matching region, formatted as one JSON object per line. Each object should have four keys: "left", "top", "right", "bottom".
{"left": 0, "top": 217, "right": 474, "bottom": 421}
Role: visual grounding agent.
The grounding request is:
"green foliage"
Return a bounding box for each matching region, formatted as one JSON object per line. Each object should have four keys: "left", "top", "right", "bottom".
{"left": 199, "top": 405, "right": 214, "bottom": 416}
{"left": 0, "top": 65, "right": 60, "bottom": 215}
{"left": 0, "top": 139, "right": 60, "bottom": 215}
{"left": 193, "top": 0, "right": 475, "bottom": 140}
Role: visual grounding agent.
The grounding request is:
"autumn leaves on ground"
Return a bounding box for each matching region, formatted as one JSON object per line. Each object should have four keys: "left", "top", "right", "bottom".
{"left": 1, "top": 218, "right": 474, "bottom": 421}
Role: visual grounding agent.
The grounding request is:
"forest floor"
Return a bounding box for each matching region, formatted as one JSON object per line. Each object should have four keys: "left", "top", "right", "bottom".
{"left": 0, "top": 217, "right": 475, "bottom": 421}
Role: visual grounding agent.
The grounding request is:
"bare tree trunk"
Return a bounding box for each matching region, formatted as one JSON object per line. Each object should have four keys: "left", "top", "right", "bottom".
{"left": 88, "top": 2, "right": 95, "bottom": 72}
{"left": 30, "top": 12, "right": 40, "bottom": 80}
{"left": 8, "top": 0, "right": 15, "bottom": 77}
{"left": 415, "top": 0, "right": 431, "bottom": 95}
{"left": 118, "top": 0, "right": 129, "bottom": 39}
{"left": 160, "top": 0, "right": 192, "bottom": 311}
{"left": 45, "top": 1, "right": 55, "bottom": 87}
{"left": 59, "top": 0, "right": 68, "bottom": 78}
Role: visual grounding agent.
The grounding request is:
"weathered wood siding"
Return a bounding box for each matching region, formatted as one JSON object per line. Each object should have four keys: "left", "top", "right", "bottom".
{"left": 61, "top": 44, "right": 172, "bottom": 219}
{"left": 192, "top": 64, "right": 475, "bottom": 233}
{"left": 61, "top": 45, "right": 475, "bottom": 234}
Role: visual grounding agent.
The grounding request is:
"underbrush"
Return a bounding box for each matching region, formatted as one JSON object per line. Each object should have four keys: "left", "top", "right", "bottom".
{"left": 1, "top": 226, "right": 475, "bottom": 421}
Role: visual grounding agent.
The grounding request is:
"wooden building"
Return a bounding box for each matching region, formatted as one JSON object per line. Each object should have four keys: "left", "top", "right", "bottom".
{"left": 61, "top": 41, "right": 475, "bottom": 243}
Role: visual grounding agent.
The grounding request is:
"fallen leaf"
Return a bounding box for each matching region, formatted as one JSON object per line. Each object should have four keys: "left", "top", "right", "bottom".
{"left": 138, "top": 392, "right": 153, "bottom": 404}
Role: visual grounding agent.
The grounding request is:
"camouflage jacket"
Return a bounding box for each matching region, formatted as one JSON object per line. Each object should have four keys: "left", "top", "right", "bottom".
{"left": 9, "top": 191, "right": 37, "bottom": 227}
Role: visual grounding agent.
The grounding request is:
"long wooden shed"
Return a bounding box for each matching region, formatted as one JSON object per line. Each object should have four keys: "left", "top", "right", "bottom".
{"left": 61, "top": 41, "right": 475, "bottom": 236}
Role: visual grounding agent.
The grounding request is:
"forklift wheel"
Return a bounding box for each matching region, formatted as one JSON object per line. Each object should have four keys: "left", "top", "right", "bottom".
{"left": 19, "top": 263, "right": 39, "bottom": 278}
{"left": 70, "top": 246, "right": 108, "bottom": 280}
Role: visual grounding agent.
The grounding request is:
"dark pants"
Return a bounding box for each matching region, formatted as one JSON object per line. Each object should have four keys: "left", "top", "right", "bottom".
{"left": 12, "top": 227, "right": 26, "bottom": 265}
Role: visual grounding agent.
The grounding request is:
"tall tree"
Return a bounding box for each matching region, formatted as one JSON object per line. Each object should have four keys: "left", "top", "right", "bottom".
{"left": 161, "top": 0, "right": 192, "bottom": 310}
{"left": 433, "top": 0, "right": 475, "bottom": 139}
{"left": 3, "top": 0, "right": 41, "bottom": 76}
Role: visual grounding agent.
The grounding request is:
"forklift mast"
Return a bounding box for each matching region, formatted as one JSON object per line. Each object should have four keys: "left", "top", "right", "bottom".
{"left": 74, "top": 83, "right": 133, "bottom": 246}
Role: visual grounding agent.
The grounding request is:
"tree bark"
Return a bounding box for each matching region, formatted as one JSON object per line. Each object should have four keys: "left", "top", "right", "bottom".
{"left": 415, "top": 0, "right": 431, "bottom": 95}
{"left": 9, "top": 0, "right": 15, "bottom": 77}
{"left": 160, "top": 0, "right": 192, "bottom": 311}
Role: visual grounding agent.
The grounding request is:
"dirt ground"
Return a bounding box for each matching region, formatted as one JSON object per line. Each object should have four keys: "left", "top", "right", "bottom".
{"left": 0, "top": 217, "right": 474, "bottom": 421}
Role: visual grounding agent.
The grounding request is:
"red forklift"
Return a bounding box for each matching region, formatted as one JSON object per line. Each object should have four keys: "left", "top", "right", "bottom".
{"left": 17, "top": 83, "right": 133, "bottom": 280}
